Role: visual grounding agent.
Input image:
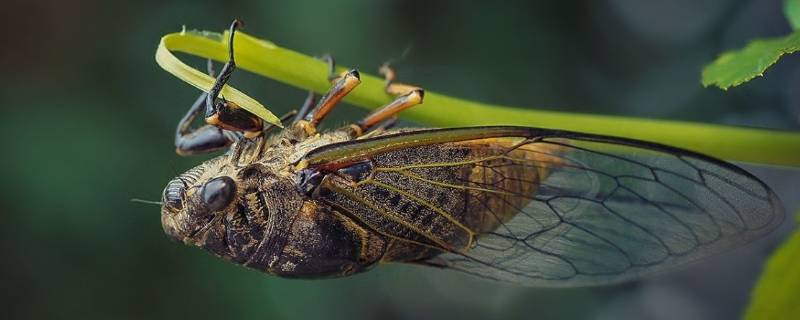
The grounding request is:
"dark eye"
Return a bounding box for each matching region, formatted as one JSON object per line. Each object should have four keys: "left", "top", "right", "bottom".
{"left": 201, "top": 176, "right": 237, "bottom": 211}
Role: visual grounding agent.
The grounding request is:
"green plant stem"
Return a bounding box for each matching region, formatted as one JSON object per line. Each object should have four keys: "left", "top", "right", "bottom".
{"left": 161, "top": 30, "right": 800, "bottom": 167}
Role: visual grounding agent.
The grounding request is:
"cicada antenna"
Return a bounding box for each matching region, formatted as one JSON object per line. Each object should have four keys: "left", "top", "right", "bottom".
{"left": 130, "top": 198, "right": 163, "bottom": 206}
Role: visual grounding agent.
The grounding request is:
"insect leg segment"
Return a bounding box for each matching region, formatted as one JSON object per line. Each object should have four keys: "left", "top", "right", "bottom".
{"left": 320, "top": 54, "right": 349, "bottom": 82}
{"left": 176, "top": 96, "right": 297, "bottom": 157}
{"left": 202, "top": 19, "right": 264, "bottom": 139}
{"left": 346, "top": 63, "right": 425, "bottom": 137}
{"left": 296, "top": 69, "right": 361, "bottom": 133}
{"left": 292, "top": 54, "right": 343, "bottom": 124}
{"left": 354, "top": 117, "right": 399, "bottom": 139}
{"left": 174, "top": 93, "right": 240, "bottom": 156}
{"left": 296, "top": 159, "right": 376, "bottom": 197}
{"left": 293, "top": 90, "right": 317, "bottom": 124}
{"left": 306, "top": 69, "right": 361, "bottom": 125}
{"left": 350, "top": 89, "right": 424, "bottom": 136}
{"left": 205, "top": 19, "right": 241, "bottom": 115}
{"left": 379, "top": 63, "right": 422, "bottom": 96}
{"left": 296, "top": 169, "right": 326, "bottom": 196}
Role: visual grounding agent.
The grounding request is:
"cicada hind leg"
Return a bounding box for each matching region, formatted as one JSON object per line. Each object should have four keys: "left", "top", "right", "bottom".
{"left": 348, "top": 63, "right": 425, "bottom": 138}
{"left": 290, "top": 56, "right": 426, "bottom": 138}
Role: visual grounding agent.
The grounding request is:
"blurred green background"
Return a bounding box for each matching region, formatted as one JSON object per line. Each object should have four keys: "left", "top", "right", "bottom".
{"left": 1, "top": 0, "right": 799, "bottom": 319}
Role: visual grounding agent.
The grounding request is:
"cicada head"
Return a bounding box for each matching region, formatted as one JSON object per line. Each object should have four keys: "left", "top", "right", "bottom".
{"left": 160, "top": 153, "right": 304, "bottom": 263}
{"left": 160, "top": 139, "right": 388, "bottom": 278}
{"left": 161, "top": 156, "right": 234, "bottom": 245}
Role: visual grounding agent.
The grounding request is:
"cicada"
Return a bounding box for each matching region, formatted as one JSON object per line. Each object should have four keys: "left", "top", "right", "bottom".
{"left": 160, "top": 21, "right": 783, "bottom": 286}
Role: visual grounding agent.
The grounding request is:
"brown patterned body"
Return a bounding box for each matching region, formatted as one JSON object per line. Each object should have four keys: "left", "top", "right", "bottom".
{"left": 162, "top": 126, "right": 559, "bottom": 276}
{"left": 162, "top": 125, "right": 781, "bottom": 285}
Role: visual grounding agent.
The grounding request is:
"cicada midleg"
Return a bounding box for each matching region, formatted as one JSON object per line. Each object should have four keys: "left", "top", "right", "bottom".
{"left": 160, "top": 20, "right": 784, "bottom": 286}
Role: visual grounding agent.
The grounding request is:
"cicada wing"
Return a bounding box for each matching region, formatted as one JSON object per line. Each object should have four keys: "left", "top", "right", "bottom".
{"left": 301, "top": 127, "right": 783, "bottom": 286}
{"left": 430, "top": 133, "right": 783, "bottom": 286}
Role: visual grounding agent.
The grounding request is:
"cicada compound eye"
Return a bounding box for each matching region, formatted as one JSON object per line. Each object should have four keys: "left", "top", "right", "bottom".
{"left": 200, "top": 176, "right": 237, "bottom": 212}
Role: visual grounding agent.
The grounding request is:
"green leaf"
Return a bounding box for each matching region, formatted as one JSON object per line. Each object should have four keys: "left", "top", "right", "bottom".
{"left": 702, "top": 31, "right": 800, "bottom": 90}
{"left": 155, "top": 29, "right": 282, "bottom": 127}
{"left": 744, "top": 210, "right": 800, "bottom": 320}
{"left": 155, "top": 27, "right": 800, "bottom": 167}
{"left": 787, "top": 0, "right": 800, "bottom": 30}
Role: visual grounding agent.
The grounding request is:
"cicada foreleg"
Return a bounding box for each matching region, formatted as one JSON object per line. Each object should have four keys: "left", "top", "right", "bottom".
{"left": 175, "top": 20, "right": 278, "bottom": 156}
{"left": 202, "top": 20, "right": 265, "bottom": 139}
{"left": 174, "top": 92, "right": 242, "bottom": 156}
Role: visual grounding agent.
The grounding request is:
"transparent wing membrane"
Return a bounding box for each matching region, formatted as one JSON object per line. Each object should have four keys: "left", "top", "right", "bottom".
{"left": 309, "top": 127, "right": 783, "bottom": 286}
{"left": 435, "top": 135, "right": 781, "bottom": 286}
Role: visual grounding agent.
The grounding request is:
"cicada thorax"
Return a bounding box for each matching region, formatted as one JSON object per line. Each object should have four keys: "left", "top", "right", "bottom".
{"left": 311, "top": 134, "right": 565, "bottom": 262}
